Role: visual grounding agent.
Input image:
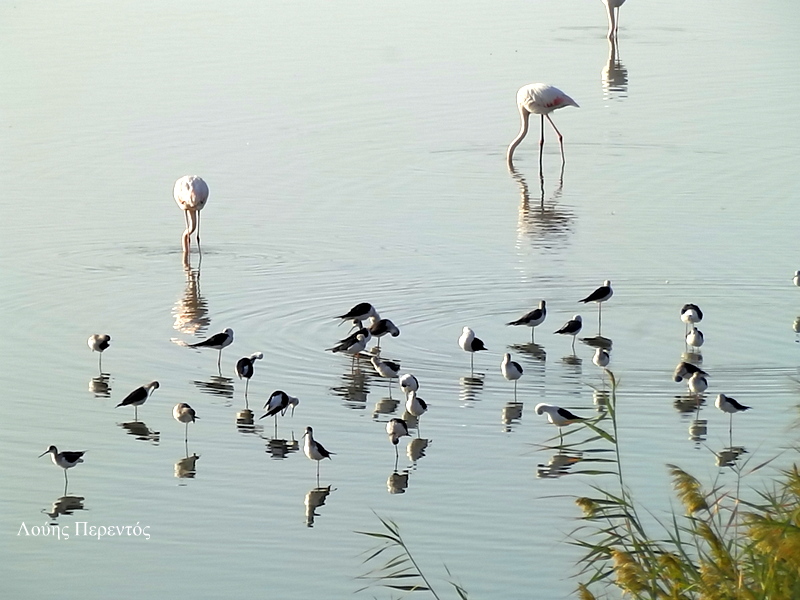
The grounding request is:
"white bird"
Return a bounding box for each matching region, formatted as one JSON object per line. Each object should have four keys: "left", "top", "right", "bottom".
{"left": 188, "top": 328, "right": 234, "bottom": 370}
{"left": 259, "top": 390, "right": 300, "bottom": 426}
{"left": 39, "top": 446, "right": 85, "bottom": 486}
{"left": 680, "top": 303, "right": 703, "bottom": 334}
{"left": 535, "top": 403, "right": 585, "bottom": 441}
{"left": 794, "top": 271, "right": 800, "bottom": 287}
{"left": 116, "top": 381, "right": 160, "bottom": 420}
{"left": 173, "top": 403, "right": 198, "bottom": 443}
{"left": 507, "top": 300, "right": 547, "bottom": 343}
{"left": 367, "top": 317, "right": 400, "bottom": 348}
{"left": 602, "top": 0, "right": 626, "bottom": 39}
{"left": 327, "top": 329, "right": 370, "bottom": 355}
{"left": 174, "top": 175, "right": 209, "bottom": 255}
{"left": 405, "top": 390, "right": 428, "bottom": 419}
{"left": 580, "top": 280, "right": 613, "bottom": 331}
{"left": 87, "top": 334, "right": 111, "bottom": 370}
{"left": 673, "top": 361, "right": 707, "bottom": 383}
{"left": 686, "top": 326, "right": 704, "bottom": 351}
{"left": 506, "top": 83, "right": 579, "bottom": 167}
{"left": 715, "top": 393, "right": 751, "bottom": 439}
{"left": 235, "top": 352, "right": 263, "bottom": 398}
{"left": 687, "top": 372, "right": 708, "bottom": 396}
{"left": 554, "top": 315, "right": 583, "bottom": 351}
{"left": 399, "top": 373, "right": 419, "bottom": 395}
{"left": 458, "top": 327, "right": 487, "bottom": 372}
{"left": 303, "top": 426, "right": 334, "bottom": 482}
{"left": 371, "top": 356, "right": 401, "bottom": 396}
{"left": 501, "top": 353, "right": 524, "bottom": 401}
{"left": 592, "top": 347, "right": 610, "bottom": 369}
{"left": 386, "top": 418, "right": 410, "bottom": 465}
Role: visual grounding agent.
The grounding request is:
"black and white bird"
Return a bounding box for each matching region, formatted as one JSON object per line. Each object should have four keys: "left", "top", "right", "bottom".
{"left": 554, "top": 315, "right": 583, "bottom": 350}
{"left": 116, "top": 381, "right": 160, "bottom": 420}
{"left": 715, "top": 393, "right": 751, "bottom": 438}
{"left": 337, "top": 303, "right": 379, "bottom": 327}
{"left": 386, "top": 418, "right": 410, "bottom": 464}
{"left": 794, "top": 271, "right": 800, "bottom": 287}
{"left": 87, "top": 334, "right": 111, "bottom": 370}
{"left": 39, "top": 446, "right": 85, "bottom": 486}
{"left": 367, "top": 317, "right": 400, "bottom": 348}
{"left": 188, "top": 328, "right": 234, "bottom": 369}
{"left": 458, "top": 326, "right": 487, "bottom": 372}
{"left": 371, "top": 356, "right": 401, "bottom": 396}
{"left": 673, "top": 361, "right": 708, "bottom": 383}
{"left": 405, "top": 390, "right": 428, "bottom": 419}
{"left": 173, "top": 403, "right": 198, "bottom": 443}
{"left": 592, "top": 347, "right": 610, "bottom": 370}
{"left": 303, "top": 426, "right": 334, "bottom": 481}
{"left": 507, "top": 300, "right": 547, "bottom": 342}
{"left": 535, "top": 403, "right": 585, "bottom": 441}
{"left": 687, "top": 372, "right": 708, "bottom": 396}
{"left": 399, "top": 373, "right": 419, "bottom": 395}
{"left": 680, "top": 303, "right": 703, "bottom": 334}
{"left": 235, "top": 352, "right": 263, "bottom": 397}
{"left": 580, "top": 280, "right": 613, "bottom": 329}
{"left": 501, "top": 353, "right": 524, "bottom": 401}
{"left": 327, "top": 329, "right": 370, "bottom": 355}
{"left": 260, "top": 390, "right": 300, "bottom": 425}
{"left": 686, "top": 326, "right": 704, "bottom": 351}
{"left": 715, "top": 393, "right": 750, "bottom": 415}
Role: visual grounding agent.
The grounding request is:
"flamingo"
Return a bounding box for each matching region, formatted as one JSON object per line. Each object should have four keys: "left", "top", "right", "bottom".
{"left": 507, "top": 84, "right": 579, "bottom": 168}
{"left": 174, "top": 175, "right": 209, "bottom": 255}
{"left": 603, "top": 0, "right": 626, "bottom": 39}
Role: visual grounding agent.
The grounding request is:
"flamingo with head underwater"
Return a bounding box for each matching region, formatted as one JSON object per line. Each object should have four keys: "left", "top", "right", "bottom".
{"left": 507, "top": 84, "right": 579, "bottom": 168}
{"left": 174, "top": 175, "right": 209, "bottom": 254}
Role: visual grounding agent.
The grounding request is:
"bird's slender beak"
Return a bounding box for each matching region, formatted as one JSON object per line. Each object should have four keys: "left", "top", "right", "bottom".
{"left": 258, "top": 413, "right": 268, "bottom": 420}
{"left": 38, "top": 451, "right": 48, "bottom": 458}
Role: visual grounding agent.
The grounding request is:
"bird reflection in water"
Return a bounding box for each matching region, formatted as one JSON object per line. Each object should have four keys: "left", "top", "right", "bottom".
{"left": 387, "top": 470, "right": 410, "bottom": 495}
{"left": 582, "top": 335, "right": 613, "bottom": 351}
{"left": 793, "top": 317, "right": 800, "bottom": 341}
{"left": 716, "top": 446, "right": 747, "bottom": 468}
{"left": 175, "top": 453, "right": 200, "bottom": 479}
{"left": 118, "top": 420, "right": 160, "bottom": 444}
{"left": 265, "top": 434, "right": 300, "bottom": 460}
{"left": 560, "top": 355, "right": 583, "bottom": 392}
{"left": 89, "top": 374, "right": 112, "bottom": 398}
{"left": 304, "top": 485, "right": 333, "bottom": 528}
{"left": 602, "top": 35, "right": 628, "bottom": 101}
{"left": 673, "top": 393, "right": 705, "bottom": 415}
{"left": 681, "top": 350, "right": 703, "bottom": 365}
{"left": 510, "top": 166, "right": 574, "bottom": 250}
{"left": 537, "top": 450, "right": 584, "bottom": 479}
{"left": 192, "top": 374, "right": 234, "bottom": 403}
{"left": 508, "top": 342, "right": 546, "bottom": 363}
{"left": 593, "top": 389, "right": 610, "bottom": 413}
{"left": 502, "top": 401, "right": 524, "bottom": 432}
{"left": 688, "top": 418, "right": 707, "bottom": 446}
{"left": 173, "top": 253, "right": 210, "bottom": 337}
{"left": 236, "top": 409, "right": 257, "bottom": 434}
{"left": 406, "top": 438, "right": 430, "bottom": 464}
{"left": 42, "top": 495, "right": 86, "bottom": 520}
{"left": 372, "top": 396, "right": 400, "bottom": 419}
{"left": 459, "top": 375, "right": 485, "bottom": 406}
{"left": 330, "top": 367, "right": 370, "bottom": 408}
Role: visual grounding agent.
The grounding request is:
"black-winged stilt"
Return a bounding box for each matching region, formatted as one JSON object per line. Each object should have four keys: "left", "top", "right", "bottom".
{"left": 303, "top": 426, "right": 334, "bottom": 482}
{"left": 507, "top": 300, "right": 546, "bottom": 342}
{"left": 87, "top": 334, "right": 111, "bottom": 370}
{"left": 116, "top": 381, "right": 159, "bottom": 420}
{"left": 554, "top": 315, "right": 582, "bottom": 351}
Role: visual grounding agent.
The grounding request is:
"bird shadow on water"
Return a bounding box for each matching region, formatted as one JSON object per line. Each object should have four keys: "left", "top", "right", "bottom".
{"left": 173, "top": 252, "right": 211, "bottom": 337}
{"left": 509, "top": 165, "right": 575, "bottom": 250}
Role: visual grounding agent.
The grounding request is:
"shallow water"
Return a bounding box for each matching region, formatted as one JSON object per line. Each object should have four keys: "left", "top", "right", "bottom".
{"left": 3, "top": 1, "right": 800, "bottom": 597}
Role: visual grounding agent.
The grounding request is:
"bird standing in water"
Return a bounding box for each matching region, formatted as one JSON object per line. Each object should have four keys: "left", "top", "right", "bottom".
{"left": 39, "top": 446, "right": 85, "bottom": 488}
{"left": 458, "top": 327, "right": 487, "bottom": 374}
{"left": 235, "top": 352, "right": 263, "bottom": 398}
{"left": 174, "top": 175, "right": 209, "bottom": 255}
{"left": 116, "top": 381, "right": 160, "bottom": 420}
{"left": 507, "top": 300, "right": 546, "bottom": 343}
{"left": 507, "top": 83, "right": 579, "bottom": 168}
{"left": 188, "top": 328, "right": 234, "bottom": 370}
{"left": 173, "top": 403, "right": 198, "bottom": 443}
{"left": 303, "top": 427, "right": 334, "bottom": 483}
{"left": 87, "top": 334, "right": 111, "bottom": 371}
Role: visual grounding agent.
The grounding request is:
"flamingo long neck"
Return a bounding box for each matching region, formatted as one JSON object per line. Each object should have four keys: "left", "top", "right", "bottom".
{"left": 506, "top": 108, "right": 530, "bottom": 167}
{"left": 605, "top": 2, "right": 617, "bottom": 38}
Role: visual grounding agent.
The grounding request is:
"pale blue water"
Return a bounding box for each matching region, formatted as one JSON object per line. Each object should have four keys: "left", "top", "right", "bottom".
{"left": 2, "top": 1, "right": 800, "bottom": 598}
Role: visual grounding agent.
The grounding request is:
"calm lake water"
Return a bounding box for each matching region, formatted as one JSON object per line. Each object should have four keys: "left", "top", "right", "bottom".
{"left": 3, "top": 1, "right": 800, "bottom": 598}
